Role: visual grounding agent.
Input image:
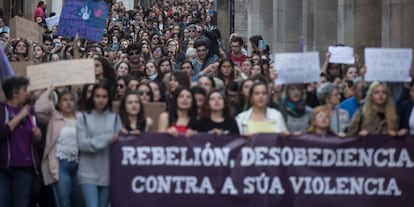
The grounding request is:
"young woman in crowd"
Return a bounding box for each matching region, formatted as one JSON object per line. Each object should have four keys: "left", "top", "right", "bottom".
{"left": 115, "top": 75, "right": 128, "bottom": 101}
{"left": 137, "top": 83, "right": 153, "bottom": 104}
{"left": 236, "top": 82, "right": 288, "bottom": 135}
{"left": 119, "top": 90, "right": 153, "bottom": 135}
{"left": 317, "top": 82, "right": 349, "bottom": 135}
{"left": 11, "top": 39, "right": 30, "bottom": 62}
{"left": 32, "top": 44, "right": 47, "bottom": 64}
{"left": 192, "top": 90, "right": 239, "bottom": 135}
{"left": 114, "top": 61, "right": 131, "bottom": 77}
{"left": 168, "top": 71, "right": 190, "bottom": 99}
{"left": 217, "top": 59, "right": 236, "bottom": 87}
{"left": 197, "top": 75, "right": 216, "bottom": 94}
{"left": 238, "top": 79, "right": 254, "bottom": 113}
{"left": 145, "top": 61, "right": 160, "bottom": 82}
{"left": 280, "top": 84, "right": 313, "bottom": 135}
{"left": 148, "top": 80, "right": 164, "bottom": 102}
{"left": 76, "top": 81, "right": 122, "bottom": 207}
{"left": 191, "top": 86, "right": 206, "bottom": 119}
{"left": 126, "top": 76, "right": 140, "bottom": 91}
{"left": 240, "top": 59, "right": 253, "bottom": 79}
{"left": 94, "top": 56, "right": 117, "bottom": 88}
{"left": 307, "top": 106, "right": 337, "bottom": 137}
{"left": 158, "top": 87, "right": 198, "bottom": 136}
{"left": 158, "top": 58, "right": 173, "bottom": 75}
{"left": 35, "top": 87, "right": 83, "bottom": 207}
{"left": 347, "top": 82, "right": 399, "bottom": 136}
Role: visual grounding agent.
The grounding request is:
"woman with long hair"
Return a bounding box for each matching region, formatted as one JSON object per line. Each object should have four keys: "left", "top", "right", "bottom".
{"left": 76, "top": 81, "right": 122, "bottom": 207}
{"left": 238, "top": 79, "right": 254, "bottom": 113}
{"left": 94, "top": 56, "right": 117, "bottom": 88}
{"left": 158, "top": 87, "right": 198, "bottom": 136}
{"left": 217, "top": 59, "right": 235, "bottom": 87}
{"left": 118, "top": 90, "right": 153, "bottom": 135}
{"left": 347, "top": 82, "right": 398, "bottom": 136}
{"left": 192, "top": 90, "right": 239, "bottom": 135}
{"left": 236, "top": 82, "right": 288, "bottom": 135}
{"left": 35, "top": 87, "right": 83, "bottom": 207}
{"left": 114, "top": 61, "right": 131, "bottom": 77}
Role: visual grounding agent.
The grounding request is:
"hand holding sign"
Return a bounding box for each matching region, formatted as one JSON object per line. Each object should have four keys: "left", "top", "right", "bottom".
{"left": 328, "top": 46, "right": 355, "bottom": 64}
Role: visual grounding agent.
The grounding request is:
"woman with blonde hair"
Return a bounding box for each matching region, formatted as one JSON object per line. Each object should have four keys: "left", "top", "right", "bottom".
{"left": 347, "top": 82, "right": 399, "bottom": 136}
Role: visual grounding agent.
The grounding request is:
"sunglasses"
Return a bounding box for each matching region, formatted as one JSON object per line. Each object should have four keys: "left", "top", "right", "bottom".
{"left": 129, "top": 51, "right": 139, "bottom": 55}
{"left": 152, "top": 37, "right": 159, "bottom": 40}
{"left": 138, "top": 91, "right": 151, "bottom": 96}
{"left": 189, "top": 30, "right": 196, "bottom": 33}
{"left": 117, "top": 84, "right": 125, "bottom": 89}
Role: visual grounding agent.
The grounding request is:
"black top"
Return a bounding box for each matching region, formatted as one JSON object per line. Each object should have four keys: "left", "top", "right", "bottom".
{"left": 193, "top": 117, "right": 240, "bottom": 135}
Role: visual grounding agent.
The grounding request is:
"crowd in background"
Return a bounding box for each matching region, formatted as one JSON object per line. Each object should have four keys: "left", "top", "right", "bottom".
{"left": 1, "top": 0, "right": 414, "bottom": 207}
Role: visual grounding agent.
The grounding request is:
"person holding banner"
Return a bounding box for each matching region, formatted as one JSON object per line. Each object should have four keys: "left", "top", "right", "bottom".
{"left": 34, "top": 86, "right": 83, "bottom": 207}
{"left": 76, "top": 81, "right": 122, "bottom": 207}
{"left": 307, "top": 106, "right": 336, "bottom": 137}
{"left": 192, "top": 89, "right": 239, "bottom": 135}
{"left": 118, "top": 90, "right": 153, "bottom": 135}
{"left": 236, "top": 82, "right": 288, "bottom": 135}
{"left": 347, "top": 82, "right": 399, "bottom": 136}
{"left": 0, "top": 76, "right": 42, "bottom": 207}
{"left": 280, "top": 84, "right": 313, "bottom": 135}
{"left": 317, "top": 82, "right": 349, "bottom": 135}
{"left": 158, "top": 86, "right": 198, "bottom": 136}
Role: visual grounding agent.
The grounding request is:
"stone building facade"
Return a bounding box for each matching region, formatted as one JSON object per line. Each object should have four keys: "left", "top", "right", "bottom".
{"left": 226, "top": 0, "right": 414, "bottom": 61}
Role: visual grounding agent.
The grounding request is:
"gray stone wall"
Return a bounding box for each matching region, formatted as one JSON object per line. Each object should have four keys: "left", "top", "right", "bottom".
{"left": 232, "top": 0, "right": 414, "bottom": 62}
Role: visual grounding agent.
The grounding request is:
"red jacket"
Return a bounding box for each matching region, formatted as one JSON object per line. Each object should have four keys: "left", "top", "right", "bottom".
{"left": 34, "top": 6, "right": 45, "bottom": 22}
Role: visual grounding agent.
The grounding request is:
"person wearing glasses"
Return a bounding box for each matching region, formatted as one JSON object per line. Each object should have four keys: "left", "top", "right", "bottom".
{"left": 229, "top": 37, "right": 247, "bottom": 68}
{"left": 191, "top": 39, "right": 219, "bottom": 82}
{"left": 136, "top": 83, "right": 153, "bottom": 104}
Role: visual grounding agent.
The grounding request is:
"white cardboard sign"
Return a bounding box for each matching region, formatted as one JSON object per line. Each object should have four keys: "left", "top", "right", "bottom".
{"left": 364, "top": 48, "right": 412, "bottom": 82}
{"left": 328, "top": 46, "right": 355, "bottom": 64}
{"left": 274, "top": 52, "right": 321, "bottom": 85}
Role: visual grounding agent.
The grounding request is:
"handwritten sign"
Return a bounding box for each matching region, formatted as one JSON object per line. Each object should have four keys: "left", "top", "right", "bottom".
{"left": 9, "top": 16, "right": 43, "bottom": 44}
{"left": 328, "top": 46, "right": 355, "bottom": 64}
{"left": 58, "top": 0, "right": 110, "bottom": 42}
{"left": 10, "top": 61, "right": 29, "bottom": 76}
{"left": 26, "top": 59, "right": 96, "bottom": 90}
{"left": 274, "top": 52, "right": 320, "bottom": 84}
{"left": 365, "top": 48, "right": 413, "bottom": 82}
{"left": 45, "top": 15, "right": 60, "bottom": 28}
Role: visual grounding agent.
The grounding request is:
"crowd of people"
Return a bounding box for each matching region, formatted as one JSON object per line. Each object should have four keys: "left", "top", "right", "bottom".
{"left": 0, "top": 0, "right": 413, "bottom": 207}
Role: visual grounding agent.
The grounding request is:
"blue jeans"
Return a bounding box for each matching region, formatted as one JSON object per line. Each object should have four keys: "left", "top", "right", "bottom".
{"left": 52, "top": 159, "right": 83, "bottom": 207}
{"left": 0, "top": 167, "right": 33, "bottom": 207}
{"left": 80, "top": 184, "right": 110, "bottom": 207}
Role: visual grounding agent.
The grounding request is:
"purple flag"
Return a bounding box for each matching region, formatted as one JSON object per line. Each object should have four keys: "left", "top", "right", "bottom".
{"left": 0, "top": 44, "right": 14, "bottom": 82}
{"left": 58, "top": 0, "right": 110, "bottom": 42}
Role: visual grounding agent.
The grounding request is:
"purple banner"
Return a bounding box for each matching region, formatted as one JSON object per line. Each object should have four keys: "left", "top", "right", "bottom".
{"left": 58, "top": 0, "right": 109, "bottom": 42}
{"left": 111, "top": 133, "right": 414, "bottom": 207}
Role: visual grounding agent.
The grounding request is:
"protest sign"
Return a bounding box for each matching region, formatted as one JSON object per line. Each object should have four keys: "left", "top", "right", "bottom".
{"left": 143, "top": 102, "right": 167, "bottom": 132}
{"left": 274, "top": 52, "right": 320, "bottom": 84}
{"left": 111, "top": 133, "right": 414, "bottom": 207}
{"left": 26, "top": 59, "right": 95, "bottom": 90}
{"left": 58, "top": 0, "right": 110, "bottom": 42}
{"left": 10, "top": 61, "right": 29, "bottom": 76}
{"left": 328, "top": 46, "right": 355, "bottom": 64}
{"left": 365, "top": 48, "right": 413, "bottom": 82}
{"left": 45, "top": 15, "right": 60, "bottom": 28}
{"left": 0, "top": 44, "right": 14, "bottom": 82}
{"left": 9, "top": 16, "right": 43, "bottom": 44}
